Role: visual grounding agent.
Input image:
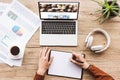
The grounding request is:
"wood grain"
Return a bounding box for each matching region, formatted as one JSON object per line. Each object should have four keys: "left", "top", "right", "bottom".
{"left": 0, "top": 0, "right": 120, "bottom": 80}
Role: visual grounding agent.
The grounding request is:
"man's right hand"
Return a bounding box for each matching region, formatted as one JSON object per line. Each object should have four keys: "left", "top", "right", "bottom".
{"left": 70, "top": 52, "right": 90, "bottom": 69}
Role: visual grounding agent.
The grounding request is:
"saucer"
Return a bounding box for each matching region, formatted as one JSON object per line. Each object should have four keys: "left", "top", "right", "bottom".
{"left": 8, "top": 53, "right": 23, "bottom": 60}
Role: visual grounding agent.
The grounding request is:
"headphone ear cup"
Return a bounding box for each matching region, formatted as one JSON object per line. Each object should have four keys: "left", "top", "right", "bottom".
{"left": 86, "top": 36, "right": 93, "bottom": 48}
{"left": 91, "top": 45, "right": 104, "bottom": 51}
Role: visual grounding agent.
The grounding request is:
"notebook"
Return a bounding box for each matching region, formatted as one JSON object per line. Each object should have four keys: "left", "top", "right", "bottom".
{"left": 48, "top": 50, "right": 84, "bottom": 79}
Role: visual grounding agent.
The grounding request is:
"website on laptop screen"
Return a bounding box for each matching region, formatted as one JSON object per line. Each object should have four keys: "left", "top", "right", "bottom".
{"left": 39, "top": 2, "right": 79, "bottom": 20}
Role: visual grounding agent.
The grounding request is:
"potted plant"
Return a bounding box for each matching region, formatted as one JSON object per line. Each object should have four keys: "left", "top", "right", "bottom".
{"left": 92, "top": 0, "right": 120, "bottom": 24}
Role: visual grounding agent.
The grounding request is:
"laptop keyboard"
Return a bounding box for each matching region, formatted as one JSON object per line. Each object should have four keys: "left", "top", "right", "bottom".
{"left": 42, "top": 21, "right": 76, "bottom": 34}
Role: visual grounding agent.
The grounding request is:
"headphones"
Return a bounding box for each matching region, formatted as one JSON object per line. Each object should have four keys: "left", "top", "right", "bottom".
{"left": 85, "top": 28, "right": 111, "bottom": 53}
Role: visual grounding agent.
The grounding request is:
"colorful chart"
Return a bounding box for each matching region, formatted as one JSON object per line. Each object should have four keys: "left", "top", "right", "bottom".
{"left": 7, "top": 11, "right": 18, "bottom": 21}
{"left": 12, "top": 25, "right": 24, "bottom": 36}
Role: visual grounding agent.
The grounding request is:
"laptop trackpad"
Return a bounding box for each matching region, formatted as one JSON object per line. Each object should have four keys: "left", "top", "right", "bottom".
{"left": 40, "top": 35, "right": 77, "bottom": 46}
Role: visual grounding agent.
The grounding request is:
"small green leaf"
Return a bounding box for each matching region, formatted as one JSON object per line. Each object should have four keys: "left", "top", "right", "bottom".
{"left": 91, "top": 0, "right": 103, "bottom": 7}
{"left": 110, "top": 0, "right": 116, "bottom": 7}
{"left": 105, "top": 11, "right": 110, "bottom": 19}
{"left": 95, "top": 9, "right": 106, "bottom": 13}
{"left": 112, "top": 6, "right": 120, "bottom": 9}
{"left": 113, "top": 11, "right": 120, "bottom": 17}
{"left": 112, "top": 7, "right": 120, "bottom": 11}
{"left": 95, "top": 16, "right": 103, "bottom": 21}
{"left": 102, "top": 9, "right": 109, "bottom": 16}
{"left": 104, "top": 0, "right": 108, "bottom": 4}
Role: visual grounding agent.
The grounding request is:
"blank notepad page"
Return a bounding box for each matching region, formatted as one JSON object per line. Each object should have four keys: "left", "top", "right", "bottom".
{"left": 48, "top": 51, "right": 83, "bottom": 79}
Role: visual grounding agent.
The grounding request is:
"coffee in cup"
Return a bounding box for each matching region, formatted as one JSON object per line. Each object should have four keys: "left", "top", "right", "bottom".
{"left": 10, "top": 46, "right": 20, "bottom": 56}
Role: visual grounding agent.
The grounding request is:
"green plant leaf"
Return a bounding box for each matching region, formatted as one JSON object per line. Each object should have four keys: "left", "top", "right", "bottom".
{"left": 95, "top": 9, "right": 106, "bottom": 13}
{"left": 112, "top": 11, "right": 120, "bottom": 17}
{"left": 91, "top": 0, "right": 103, "bottom": 7}
{"left": 100, "top": 18, "right": 106, "bottom": 24}
{"left": 96, "top": 15, "right": 106, "bottom": 24}
{"left": 105, "top": 11, "right": 110, "bottom": 19}
{"left": 95, "top": 14, "right": 107, "bottom": 24}
{"left": 104, "top": 0, "right": 109, "bottom": 5}
{"left": 102, "top": 9, "right": 109, "bottom": 16}
{"left": 110, "top": 0, "right": 117, "bottom": 7}
{"left": 112, "top": 7, "right": 120, "bottom": 11}
{"left": 95, "top": 16, "right": 102, "bottom": 21}
{"left": 112, "top": 6, "right": 120, "bottom": 8}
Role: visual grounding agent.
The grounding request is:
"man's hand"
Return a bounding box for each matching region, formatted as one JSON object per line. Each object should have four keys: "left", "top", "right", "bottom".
{"left": 70, "top": 52, "right": 90, "bottom": 69}
{"left": 37, "top": 47, "right": 53, "bottom": 76}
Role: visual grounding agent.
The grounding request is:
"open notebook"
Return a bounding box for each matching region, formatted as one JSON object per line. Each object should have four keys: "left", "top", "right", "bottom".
{"left": 48, "top": 50, "right": 84, "bottom": 79}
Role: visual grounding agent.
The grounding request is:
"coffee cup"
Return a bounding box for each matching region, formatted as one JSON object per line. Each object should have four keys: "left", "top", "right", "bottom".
{"left": 9, "top": 46, "right": 22, "bottom": 59}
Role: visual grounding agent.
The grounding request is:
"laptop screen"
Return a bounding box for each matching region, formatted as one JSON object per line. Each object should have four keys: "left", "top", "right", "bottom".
{"left": 38, "top": 2, "right": 79, "bottom": 20}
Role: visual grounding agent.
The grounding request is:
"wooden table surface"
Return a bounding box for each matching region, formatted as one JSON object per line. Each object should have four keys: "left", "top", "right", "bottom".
{"left": 0, "top": 0, "right": 120, "bottom": 80}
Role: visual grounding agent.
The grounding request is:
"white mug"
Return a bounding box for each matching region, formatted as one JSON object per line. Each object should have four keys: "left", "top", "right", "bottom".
{"left": 8, "top": 46, "right": 22, "bottom": 59}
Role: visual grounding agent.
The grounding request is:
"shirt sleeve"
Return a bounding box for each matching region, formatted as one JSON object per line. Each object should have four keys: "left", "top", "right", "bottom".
{"left": 34, "top": 72, "right": 45, "bottom": 80}
{"left": 87, "top": 65, "right": 114, "bottom": 80}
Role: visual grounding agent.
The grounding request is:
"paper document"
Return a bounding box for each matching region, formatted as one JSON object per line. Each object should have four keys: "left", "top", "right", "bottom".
{"left": 0, "top": 2, "right": 9, "bottom": 16}
{"left": 0, "top": 0, "right": 40, "bottom": 44}
{"left": 0, "top": 2, "right": 9, "bottom": 63}
{"left": 0, "top": 0, "right": 40, "bottom": 66}
{"left": 48, "top": 51, "right": 83, "bottom": 79}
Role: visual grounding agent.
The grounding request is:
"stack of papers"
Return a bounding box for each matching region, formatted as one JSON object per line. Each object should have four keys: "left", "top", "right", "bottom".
{"left": 0, "top": 2, "right": 9, "bottom": 16}
{"left": 0, "top": 0, "right": 40, "bottom": 66}
{"left": 0, "top": 3, "right": 8, "bottom": 63}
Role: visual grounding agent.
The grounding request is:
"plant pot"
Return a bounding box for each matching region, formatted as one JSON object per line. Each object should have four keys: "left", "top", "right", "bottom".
{"left": 102, "top": 1, "right": 120, "bottom": 18}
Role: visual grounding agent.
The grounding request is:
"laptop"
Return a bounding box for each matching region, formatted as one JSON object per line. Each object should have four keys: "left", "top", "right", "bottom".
{"left": 38, "top": 2, "right": 79, "bottom": 46}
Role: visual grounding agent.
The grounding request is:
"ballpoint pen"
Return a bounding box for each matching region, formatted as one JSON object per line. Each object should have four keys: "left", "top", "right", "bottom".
{"left": 72, "top": 55, "right": 84, "bottom": 64}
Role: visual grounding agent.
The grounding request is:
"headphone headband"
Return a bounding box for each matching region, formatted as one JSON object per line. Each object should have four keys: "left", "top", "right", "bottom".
{"left": 85, "top": 28, "right": 111, "bottom": 53}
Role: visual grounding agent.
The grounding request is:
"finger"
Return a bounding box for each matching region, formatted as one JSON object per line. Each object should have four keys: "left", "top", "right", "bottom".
{"left": 41, "top": 47, "right": 48, "bottom": 57}
{"left": 44, "top": 47, "right": 49, "bottom": 56}
{"left": 71, "top": 52, "right": 77, "bottom": 60}
{"left": 70, "top": 58, "right": 82, "bottom": 65}
{"left": 71, "top": 52, "right": 76, "bottom": 55}
{"left": 48, "top": 56, "right": 54, "bottom": 65}
{"left": 71, "top": 52, "right": 79, "bottom": 58}
{"left": 78, "top": 53, "right": 84, "bottom": 59}
{"left": 46, "top": 48, "right": 51, "bottom": 58}
{"left": 39, "top": 48, "right": 43, "bottom": 58}
{"left": 70, "top": 58, "right": 78, "bottom": 64}
{"left": 75, "top": 52, "right": 83, "bottom": 58}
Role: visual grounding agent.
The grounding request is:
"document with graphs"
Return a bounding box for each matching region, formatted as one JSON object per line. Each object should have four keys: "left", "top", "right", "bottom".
{"left": 0, "top": 0, "right": 40, "bottom": 66}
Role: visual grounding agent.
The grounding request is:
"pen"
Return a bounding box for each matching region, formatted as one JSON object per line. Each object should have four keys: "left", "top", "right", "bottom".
{"left": 74, "top": 59, "right": 84, "bottom": 64}
{"left": 72, "top": 55, "right": 84, "bottom": 64}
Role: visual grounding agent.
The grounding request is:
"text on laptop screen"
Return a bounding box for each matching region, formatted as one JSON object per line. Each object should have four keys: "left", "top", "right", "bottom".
{"left": 39, "top": 2, "right": 79, "bottom": 19}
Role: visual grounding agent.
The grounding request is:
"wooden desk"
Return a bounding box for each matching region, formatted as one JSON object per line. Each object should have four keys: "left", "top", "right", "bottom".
{"left": 0, "top": 0, "right": 120, "bottom": 80}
